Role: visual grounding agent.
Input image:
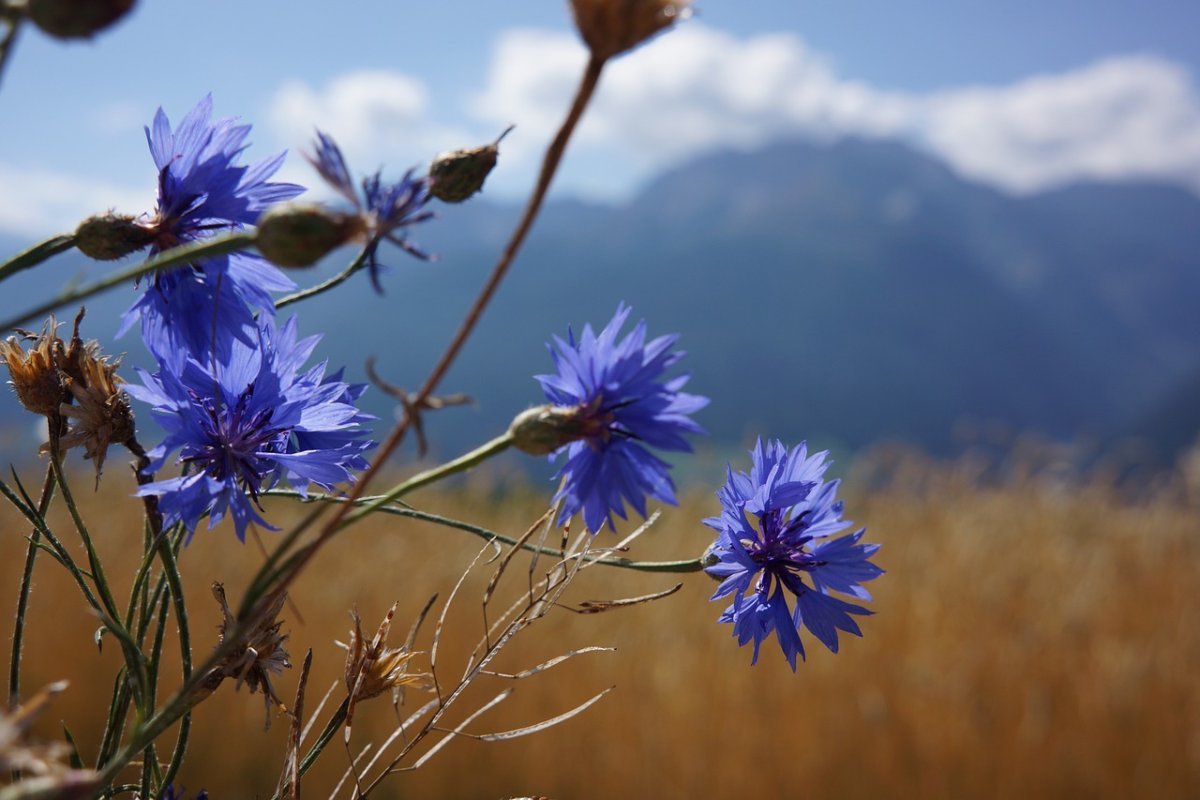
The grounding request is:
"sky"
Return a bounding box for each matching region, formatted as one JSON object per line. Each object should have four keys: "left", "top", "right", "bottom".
{"left": 1, "top": 0, "right": 1199, "bottom": 238}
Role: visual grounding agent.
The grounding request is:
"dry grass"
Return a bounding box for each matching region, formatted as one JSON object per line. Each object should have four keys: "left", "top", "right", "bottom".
{"left": 2, "top": 450, "right": 1198, "bottom": 799}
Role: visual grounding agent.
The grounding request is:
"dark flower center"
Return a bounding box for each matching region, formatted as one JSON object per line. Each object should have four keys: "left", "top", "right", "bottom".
{"left": 180, "top": 385, "right": 287, "bottom": 504}
{"left": 747, "top": 509, "right": 825, "bottom": 575}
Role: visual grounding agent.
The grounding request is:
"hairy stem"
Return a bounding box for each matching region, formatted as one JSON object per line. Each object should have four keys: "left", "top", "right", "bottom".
{"left": 346, "top": 430, "right": 514, "bottom": 524}
{"left": 273, "top": 244, "right": 371, "bottom": 310}
{"left": 0, "top": 231, "right": 257, "bottom": 332}
{"left": 8, "top": 463, "right": 54, "bottom": 711}
{"left": 0, "top": 234, "right": 76, "bottom": 284}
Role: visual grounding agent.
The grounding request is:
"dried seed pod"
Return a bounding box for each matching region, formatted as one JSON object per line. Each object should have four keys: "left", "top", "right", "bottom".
{"left": 569, "top": 0, "right": 692, "bottom": 61}
{"left": 429, "top": 126, "right": 514, "bottom": 204}
{"left": 27, "top": 0, "right": 135, "bottom": 39}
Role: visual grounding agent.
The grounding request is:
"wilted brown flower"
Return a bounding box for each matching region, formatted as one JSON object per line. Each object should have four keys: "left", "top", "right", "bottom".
{"left": 569, "top": 0, "right": 692, "bottom": 61}
{"left": 339, "top": 604, "right": 434, "bottom": 710}
{"left": 207, "top": 583, "right": 292, "bottom": 728}
{"left": 0, "top": 681, "right": 98, "bottom": 792}
{"left": 56, "top": 347, "right": 134, "bottom": 488}
{"left": 1, "top": 317, "right": 68, "bottom": 418}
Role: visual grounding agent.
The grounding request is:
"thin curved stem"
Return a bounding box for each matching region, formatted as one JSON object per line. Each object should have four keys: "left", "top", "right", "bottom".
{"left": 0, "top": 231, "right": 257, "bottom": 332}
{"left": 8, "top": 463, "right": 54, "bottom": 712}
{"left": 346, "top": 430, "right": 514, "bottom": 524}
{"left": 268, "top": 489, "right": 704, "bottom": 574}
{"left": 0, "top": 234, "right": 76, "bottom": 283}
{"left": 273, "top": 244, "right": 371, "bottom": 310}
{"left": 257, "top": 53, "right": 610, "bottom": 605}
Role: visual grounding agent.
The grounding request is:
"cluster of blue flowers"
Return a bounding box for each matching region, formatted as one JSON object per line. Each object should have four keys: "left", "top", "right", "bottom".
{"left": 121, "top": 96, "right": 880, "bottom": 667}
{"left": 121, "top": 97, "right": 377, "bottom": 539}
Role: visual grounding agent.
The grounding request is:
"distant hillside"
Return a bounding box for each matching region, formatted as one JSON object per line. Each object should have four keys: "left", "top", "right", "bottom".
{"left": 1, "top": 138, "right": 1197, "bottom": 465}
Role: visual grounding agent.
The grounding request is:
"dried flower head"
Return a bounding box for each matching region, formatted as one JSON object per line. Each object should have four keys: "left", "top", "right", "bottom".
{"left": 339, "top": 604, "right": 433, "bottom": 708}
{"left": 0, "top": 681, "right": 96, "bottom": 786}
{"left": 1, "top": 317, "right": 68, "bottom": 418}
{"left": 569, "top": 0, "right": 692, "bottom": 60}
{"left": 208, "top": 583, "right": 292, "bottom": 727}
{"left": 56, "top": 345, "right": 135, "bottom": 487}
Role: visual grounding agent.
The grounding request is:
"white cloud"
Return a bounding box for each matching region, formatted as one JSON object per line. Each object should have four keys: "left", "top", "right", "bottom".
{"left": 920, "top": 57, "right": 1200, "bottom": 192}
{"left": 469, "top": 24, "right": 1200, "bottom": 198}
{"left": 0, "top": 163, "right": 149, "bottom": 237}
{"left": 266, "top": 70, "right": 477, "bottom": 191}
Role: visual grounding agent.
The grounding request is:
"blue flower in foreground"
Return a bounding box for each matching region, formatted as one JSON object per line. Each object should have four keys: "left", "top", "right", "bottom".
{"left": 306, "top": 130, "right": 434, "bottom": 292}
{"left": 118, "top": 95, "right": 304, "bottom": 356}
{"left": 127, "top": 316, "right": 374, "bottom": 541}
{"left": 704, "top": 439, "right": 882, "bottom": 670}
{"left": 535, "top": 304, "right": 708, "bottom": 533}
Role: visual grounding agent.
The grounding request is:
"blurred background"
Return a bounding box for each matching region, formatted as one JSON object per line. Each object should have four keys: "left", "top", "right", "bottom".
{"left": 1, "top": 1, "right": 1198, "bottom": 797}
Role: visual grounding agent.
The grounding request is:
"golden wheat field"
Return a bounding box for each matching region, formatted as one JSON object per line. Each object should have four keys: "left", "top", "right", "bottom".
{"left": 2, "top": 447, "right": 1198, "bottom": 799}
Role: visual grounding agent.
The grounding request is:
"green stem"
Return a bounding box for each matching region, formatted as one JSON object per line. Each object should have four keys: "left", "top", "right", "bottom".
{"left": 0, "top": 231, "right": 257, "bottom": 332}
{"left": 8, "top": 463, "right": 54, "bottom": 712}
{"left": 154, "top": 527, "right": 192, "bottom": 790}
{"left": 0, "top": 234, "right": 76, "bottom": 283}
{"left": 273, "top": 244, "right": 371, "bottom": 310}
{"left": 346, "top": 430, "right": 514, "bottom": 524}
{"left": 0, "top": 477, "right": 115, "bottom": 634}
{"left": 269, "top": 490, "right": 704, "bottom": 574}
{"left": 47, "top": 446, "right": 148, "bottom": 707}
{"left": 140, "top": 593, "right": 171, "bottom": 797}
{"left": 247, "top": 432, "right": 516, "bottom": 609}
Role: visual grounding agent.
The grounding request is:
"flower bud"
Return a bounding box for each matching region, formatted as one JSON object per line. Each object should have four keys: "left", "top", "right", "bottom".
{"left": 428, "top": 127, "right": 513, "bottom": 204}
{"left": 569, "top": 0, "right": 691, "bottom": 61}
{"left": 74, "top": 213, "right": 154, "bottom": 261}
{"left": 255, "top": 203, "right": 362, "bottom": 268}
{"left": 28, "top": 0, "right": 135, "bottom": 39}
{"left": 508, "top": 404, "right": 596, "bottom": 456}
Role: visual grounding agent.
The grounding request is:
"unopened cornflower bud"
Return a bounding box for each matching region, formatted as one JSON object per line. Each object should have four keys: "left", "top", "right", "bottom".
{"left": 569, "top": 0, "right": 692, "bottom": 61}
{"left": 255, "top": 203, "right": 365, "bottom": 268}
{"left": 74, "top": 213, "right": 155, "bottom": 261}
{"left": 206, "top": 583, "right": 292, "bottom": 728}
{"left": 508, "top": 403, "right": 600, "bottom": 456}
{"left": 27, "top": 0, "right": 135, "bottom": 39}
{"left": 1, "top": 318, "right": 68, "bottom": 418}
{"left": 339, "top": 605, "right": 433, "bottom": 710}
{"left": 428, "top": 126, "right": 513, "bottom": 204}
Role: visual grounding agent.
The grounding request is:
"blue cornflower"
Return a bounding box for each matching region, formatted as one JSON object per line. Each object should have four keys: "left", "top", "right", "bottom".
{"left": 704, "top": 439, "right": 883, "bottom": 670}
{"left": 118, "top": 95, "right": 305, "bottom": 357}
{"left": 306, "top": 131, "right": 434, "bottom": 292}
{"left": 126, "top": 315, "right": 374, "bottom": 541}
{"left": 535, "top": 304, "right": 708, "bottom": 533}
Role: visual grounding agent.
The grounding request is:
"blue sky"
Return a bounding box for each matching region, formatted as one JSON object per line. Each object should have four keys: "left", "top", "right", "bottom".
{"left": 2, "top": 0, "right": 1199, "bottom": 238}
